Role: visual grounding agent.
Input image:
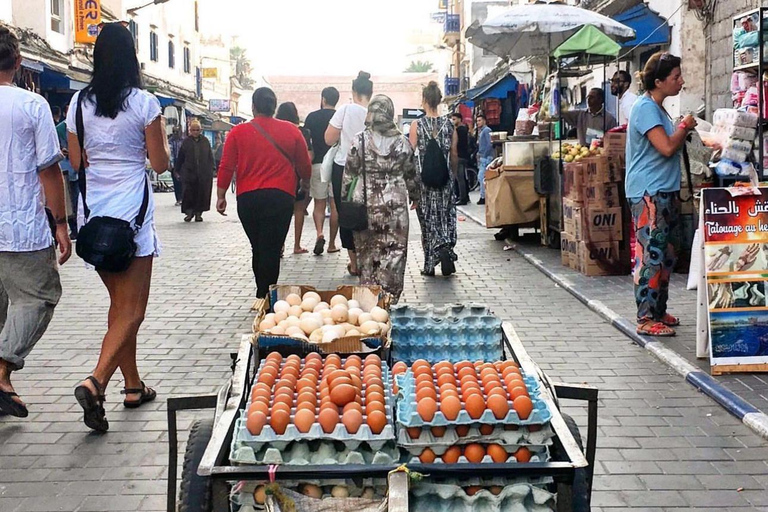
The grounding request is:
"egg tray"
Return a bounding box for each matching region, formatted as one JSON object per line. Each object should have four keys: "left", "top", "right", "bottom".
{"left": 394, "top": 369, "right": 541, "bottom": 396}
{"left": 236, "top": 486, "right": 387, "bottom": 512}
{"left": 396, "top": 422, "right": 555, "bottom": 451}
{"left": 404, "top": 445, "right": 549, "bottom": 464}
{"left": 229, "top": 433, "right": 400, "bottom": 466}
{"left": 240, "top": 359, "right": 395, "bottom": 446}
{"left": 234, "top": 478, "right": 388, "bottom": 508}
{"left": 390, "top": 304, "right": 503, "bottom": 364}
{"left": 393, "top": 373, "right": 551, "bottom": 428}
{"left": 408, "top": 482, "right": 555, "bottom": 512}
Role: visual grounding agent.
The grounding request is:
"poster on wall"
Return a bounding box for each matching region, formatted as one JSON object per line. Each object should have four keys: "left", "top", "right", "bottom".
{"left": 703, "top": 187, "right": 768, "bottom": 374}
{"left": 74, "top": 0, "right": 101, "bottom": 45}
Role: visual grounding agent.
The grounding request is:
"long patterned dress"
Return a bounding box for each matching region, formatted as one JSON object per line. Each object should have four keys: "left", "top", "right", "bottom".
{"left": 342, "top": 131, "right": 420, "bottom": 303}
{"left": 415, "top": 115, "right": 457, "bottom": 273}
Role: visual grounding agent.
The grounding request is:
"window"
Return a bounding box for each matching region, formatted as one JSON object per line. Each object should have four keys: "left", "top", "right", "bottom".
{"left": 50, "top": 0, "right": 63, "bottom": 33}
{"left": 129, "top": 20, "right": 139, "bottom": 52}
{"left": 150, "top": 31, "right": 159, "bottom": 62}
{"left": 183, "top": 47, "right": 191, "bottom": 74}
{"left": 168, "top": 41, "right": 175, "bottom": 69}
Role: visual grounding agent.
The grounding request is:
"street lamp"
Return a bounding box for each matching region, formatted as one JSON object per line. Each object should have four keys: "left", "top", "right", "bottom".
{"left": 127, "top": 0, "right": 170, "bottom": 15}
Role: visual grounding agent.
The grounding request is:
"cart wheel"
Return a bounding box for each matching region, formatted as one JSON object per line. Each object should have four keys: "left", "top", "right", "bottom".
{"left": 179, "top": 419, "right": 226, "bottom": 512}
{"left": 553, "top": 413, "right": 590, "bottom": 512}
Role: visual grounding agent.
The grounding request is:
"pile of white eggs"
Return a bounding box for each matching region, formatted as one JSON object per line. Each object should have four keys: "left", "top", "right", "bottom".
{"left": 258, "top": 291, "right": 390, "bottom": 343}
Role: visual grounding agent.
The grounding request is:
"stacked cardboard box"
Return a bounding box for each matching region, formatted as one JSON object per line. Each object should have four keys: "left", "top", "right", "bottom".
{"left": 561, "top": 146, "right": 627, "bottom": 276}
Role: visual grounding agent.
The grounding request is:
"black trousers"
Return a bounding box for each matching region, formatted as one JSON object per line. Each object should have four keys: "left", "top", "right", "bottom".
{"left": 331, "top": 162, "right": 356, "bottom": 252}
{"left": 237, "top": 189, "right": 294, "bottom": 298}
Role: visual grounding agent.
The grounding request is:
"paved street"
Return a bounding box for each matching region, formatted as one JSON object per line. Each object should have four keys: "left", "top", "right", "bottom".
{"left": 1, "top": 189, "right": 768, "bottom": 511}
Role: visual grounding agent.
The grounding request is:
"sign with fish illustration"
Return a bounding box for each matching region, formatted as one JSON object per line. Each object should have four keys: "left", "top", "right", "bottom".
{"left": 703, "top": 188, "right": 768, "bottom": 374}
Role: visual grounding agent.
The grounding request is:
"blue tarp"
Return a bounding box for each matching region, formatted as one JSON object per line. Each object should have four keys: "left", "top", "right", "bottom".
{"left": 39, "top": 65, "right": 87, "bottom": 92}
{"left": 613, "top": 4, "right": 670, "bottom": 48}
{"left": 156, "top": 94, "right": 177, "bottom": 107}
{"left": 467, "top": 74, "right": 518, "bottom": 101}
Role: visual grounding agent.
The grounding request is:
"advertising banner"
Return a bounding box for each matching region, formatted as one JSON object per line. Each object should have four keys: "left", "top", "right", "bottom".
{"left": 74, "top": 0, "right": 101, "bottom": 44}
{"left": 208, "top": 99, "right": 231, "bottom": 113}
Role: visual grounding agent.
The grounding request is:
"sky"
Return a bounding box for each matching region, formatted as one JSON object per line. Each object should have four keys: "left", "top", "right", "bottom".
{"left": 199, "top": 0, "right": 439, "bottom": 77}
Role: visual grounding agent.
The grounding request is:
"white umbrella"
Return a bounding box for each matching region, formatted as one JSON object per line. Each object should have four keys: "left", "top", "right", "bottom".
{"left": 466, "top": 1, "right": 636, "bottom": 60}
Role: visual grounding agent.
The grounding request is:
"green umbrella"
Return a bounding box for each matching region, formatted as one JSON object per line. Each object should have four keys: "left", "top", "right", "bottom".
{"left": 552, "top": 24, "right": 621, "bottom": 58}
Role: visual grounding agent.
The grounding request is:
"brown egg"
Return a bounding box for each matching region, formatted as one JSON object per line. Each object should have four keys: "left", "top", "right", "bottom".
{"left": 265, "top": 351, "right": 282, "bottom": 362}
{"left": 457, "top": 367, "right": 477, "bottom": 381}
{"left": 487, "top": 444, "right": 508, "bottom": 463}
{"left": 528, "top": 424, "right": 542, "bottom": 433}
{"left": 330, "top": 384, "right": 357, "bottom": 407}
{"left": 432, "top": 361, "right": 453, "bottom": 374}
{"left": 416, "top": 397, "right": 437, "bottom": 422}
{"left": 326, "top": 354, "right": 342, "bottom": 367}
{"left": 416, "top": 386, "right": 437, "bottom": 402}
{"left": 365, "top": 383, "right": 384, "bottom": 396}
{"left": 483, "top": 380, "right": 502, "bottom": 395}
{"left": 364, "top": 353, "right": 381, "bottom": 366}
{"left": 479, "top": 424, "right": 494, "bottom": 435}
{"left": 479, "top": 367, "right": 498, "bottom": 381}
{"left": 437, "top": 373, "right": 456, "bottom": 388}
{"left": 440, "top": 395, "right": 461, "bottom": 421}
{"left": 318, "top": 407, "right": 339, "bottom": 433}
{"left": 504, "top": 374, "right": 524, "bottom": 388}
{"left": 430, "top": 426, "right": 446, "bottom": 437}
{"left": 487, "top": 387, "right": 507, "bottom": 399}
{"left": 439, "top": 387, "right": 459, "bottom": 400}
{"left": 295, "top": 402, "right": 316, "bottom": 414}
{"left": 419, "top": 448, "right": 436, "bottom": 463}
{"left": 513, "top": 396, "right": 534, "bottom": 420}
{"left": 246, "top": 411, "right": 268, "bottom": 435}
{"left": 297, "top": 391, "right": 317, "bottom": 405}
{"left": 412, "top": 359, "right": 430, "bottom": 372}
{"left": 442, "top": 445, "right": 461, "bottom": 463}
{"left": 305, "top": 352, "right": 322, "bottom": 362}
{"left": 270, "top": 409, "right": 290, "bottom": 435}
{"left": 513, "top": 446, "right": 532, "bottom": 463}
{"left": 296, "top": 377, "right": 315, "bottom": 391}
{"left": 249, "top": 400, "right": 269, "bottom": 417}
{"left": 509, "top": 385, "right": 529, "bottom": 401}
{"left": 343, "top": 401, "right": 363, "bottom": 415}
{"left": 455, "top": 424, "right": 469, "bottom": 437}
{"left": 393, "top": 382, "right": 399, "bottom": 394}
{"left": 415, "top": 373, "right": 434, "bottom": 387}
{"left": 464, "top": 394, "right": 486, "bottom": 420}
{"left": 407, "top": 426, "right": 422, "bottom": 439}
{"left": 453, "top": 360, "right": 473, "bottom": 373}
{"left": 487, "top": 394, "right": 510, "bottom": 420}
{"left": 271, "top": 401, "right": 291, "bottom": 416}
{"left": 392, "top": 361, "right": 408, "bottom": 375}
{"left": 342, "top": 408, "right": 363, "bottom": 434}
{"left": 463, "top": 443, "right": 486, "bottom": 463}
{"left": 345, "top": 355, "right": 362, "bottom": 368}
{"left": 502, "top": 366, "right": 522, "bottom": 379}
{"left": 365, "top": 390, "right": 385, "bottom": 405}
{"left": 413, "top": 367, "right": 433, "bottom": 381}
{"left": 319, "top": 386, "right": 330, "bottom": 401}
{"left": 294, "top": 408, "right": 315, "bottom": 433}
{"left": 464, "top": 486, "right": 482, "bottom": 496}
{"left": 489, "top": 486, "right": 503, "bottom": 496}
{"left": 327, "top": 369, "right": 351, "bottom": 386}
{"left": 253, "top": 382, "right": 272, "bottom": 395}
{"left": 257, "top": 371, "right": 276, "bottom": 386}
{"left": 319, "top": 400, "right": 337, "bottom": 412}
{"left": 272, "top": 394, "right": 293, "bottom": 409}
{"left": 366, "top": 410, "right": 387, "bottom": 434}
{"left": 349, "top": 373, "right": 363, "bottom": 390}
{"left": 365, "top": 401, "right": 386, "bottom": 415}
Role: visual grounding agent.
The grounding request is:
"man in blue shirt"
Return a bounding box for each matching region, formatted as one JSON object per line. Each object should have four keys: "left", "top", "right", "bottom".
{"left": 55, "top": 106, "right": 79, "bottom": 239}
{"left": 476, "top": 114, "right": 493, "bottom": 205}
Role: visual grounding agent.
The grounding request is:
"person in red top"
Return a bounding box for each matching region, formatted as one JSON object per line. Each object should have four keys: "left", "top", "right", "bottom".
{"left": 216, "top": 87, "right": 311, "bottom": 298}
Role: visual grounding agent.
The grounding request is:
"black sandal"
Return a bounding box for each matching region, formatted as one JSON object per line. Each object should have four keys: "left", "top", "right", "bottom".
{"left": 439, "top": 249, "right": 456, "bottom": 276}
{"left": 74, "top": 376, "right": 108, "bottom": 432}
{"left": 121, "top": 381, "right": 157, "bottom": 409}
{"left": 0, "top": 389, "right": 29, "bottom": 418}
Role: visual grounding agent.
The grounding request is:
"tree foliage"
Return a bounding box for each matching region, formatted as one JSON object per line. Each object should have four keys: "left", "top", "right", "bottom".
{"left": 404, "top": 60, "right": 434, "bottom": 73}
{"left": 230, "top": 46, "right": 254, "bottom": 88}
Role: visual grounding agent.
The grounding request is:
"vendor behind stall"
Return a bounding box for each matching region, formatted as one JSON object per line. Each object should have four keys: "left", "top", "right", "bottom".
{"left": 561, "top": 88, "right": 617, "bottom": 146}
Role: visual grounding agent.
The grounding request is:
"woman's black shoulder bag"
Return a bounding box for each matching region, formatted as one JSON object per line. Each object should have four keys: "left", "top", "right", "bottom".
{"left": 75, "top": 90, "right": 149, "bottom": 273}
{"left": 338, "top": 133, "right": 369, "bottom": 231}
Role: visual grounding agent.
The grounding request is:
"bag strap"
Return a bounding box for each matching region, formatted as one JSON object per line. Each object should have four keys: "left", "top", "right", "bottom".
{"left": 361, "top": 133, "right": 367, "bottom": 207}
{"left": 75, "top": 89, "right": 150, "bottom": 230}
{"left": 248, "top": 120, "right": 301, "bottom": 183}
{"left": 681, "top": 134, "right": 695, "bottom": 203}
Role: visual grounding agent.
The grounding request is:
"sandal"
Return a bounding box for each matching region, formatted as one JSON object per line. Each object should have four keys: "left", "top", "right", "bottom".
{"left": 121, "top": 381, "right": 157, "bottom": 409}
{"left": 420, "top": 268, "right": 435, "bottom": 277}
{"left": 439, "top": 249, "right": 456, "bottom": 276}
{"left": 313, "top": 237, "right": 326, "bottom": 256}
{"left": 659, "top": 314, "right": 680, "bottom": 327}
{"left": 74, "top": 376, "right": 109, "bottom": 432}
{"left": 636, "top": 320, "right": 676, "bottom": 337}
{"left": 347, "top": 263, "right": 360, "bottom": 277}
{"left": 327, "top": 247, "right": 341, "bottom": 254}
{"left": 0, "top": 389, "right": 29, "bottom": 418}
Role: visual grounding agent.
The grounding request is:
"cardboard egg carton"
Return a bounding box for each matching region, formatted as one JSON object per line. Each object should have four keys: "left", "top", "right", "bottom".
{"left": 229, "top": 436, "right": 400, "bottom": 466}
{"left": 406, "top": 445, "right": 549, "bottom": 464}
{"left": 235, "top": 480, "right": 388, "bottom": 512}
{"left": 409, "top": 482, "right": 555, "bottom": 512}
{"left": 395, "top": 422, "right": 555, "bottom": 450}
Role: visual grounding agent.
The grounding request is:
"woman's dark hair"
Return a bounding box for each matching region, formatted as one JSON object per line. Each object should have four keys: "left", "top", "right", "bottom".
{"left": 422, "top": 81, "right": 443, "bottom": 109}
{"left": 640, "top": 52, "right": 681, "bottom": 91}
{"left": 88, "top": 23, "right": 142, "bottom": 119}
{"left": 352, "top": 71, "right": 373, "bottom": 99}
{"left": 252, "top": 87, "right": 277, "bottom": 116}
{"left": 276, "top": 102, "right": 300, "bottom": 124}
{"left": 0, "top": 26, "right": 20, "bottom": 72}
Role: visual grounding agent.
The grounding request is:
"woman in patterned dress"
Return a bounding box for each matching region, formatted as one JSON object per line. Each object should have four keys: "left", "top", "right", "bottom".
{"left": 409, "top": 81, "right": 458, "bottom": 276}
{"left": 342, "top": 95, "right": 419, "bottom": 303}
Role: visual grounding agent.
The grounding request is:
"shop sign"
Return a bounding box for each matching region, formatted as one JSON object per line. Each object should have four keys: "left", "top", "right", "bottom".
{"left": 703, "top": 188, "right": 768, "bottom": 374}
{"left": 208, "top": 99, "right": 231, "bottom": 112}
{"left": 431, "top": 12, "right": 446, "bottom": 23}
{"left": 74, "top": 0, "right": 101, "bottom": 44}
{"left": 202, "top": 67, "right": 218, "bottom": 79}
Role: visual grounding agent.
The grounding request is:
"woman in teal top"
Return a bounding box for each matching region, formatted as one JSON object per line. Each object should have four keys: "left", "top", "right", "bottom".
{"left": 626, "top": 52, "right": 697, "bottom": 337}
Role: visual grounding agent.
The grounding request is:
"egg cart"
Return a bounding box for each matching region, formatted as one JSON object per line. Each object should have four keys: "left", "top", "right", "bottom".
{"left": 166, "top": 322, "right": 598, "bottom": 512}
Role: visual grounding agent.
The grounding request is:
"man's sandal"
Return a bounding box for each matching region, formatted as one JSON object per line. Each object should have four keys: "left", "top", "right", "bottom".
{"left": 74, "top": 376, "right": 108, "bottom": 432}
{"left": 0, "top": 390, "right": 28, "bottom": 418}
{"left": 636, "top": 321, "right": 676, "bottom": 337}
{"left": 660, "top": 314, "right": 680, "bottom": 327}
{"left": 121, "top": 381, "right": 157, "bottom": 409}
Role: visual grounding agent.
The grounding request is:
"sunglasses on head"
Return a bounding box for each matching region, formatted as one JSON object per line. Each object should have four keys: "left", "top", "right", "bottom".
{"left": 655, "top": 53, "right": 675, "bottom": 76}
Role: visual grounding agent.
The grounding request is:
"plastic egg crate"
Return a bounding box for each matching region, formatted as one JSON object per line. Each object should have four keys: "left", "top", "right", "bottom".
{"left": 390, "top": 304, "right": 502, "bottom": 364}
{"left": 234, "top": 480, "right": 388, "bottom": 512}
{"left": 239, "top": 358, "right": 395, "bottom": 447}
{"left": 229, "top": 434, "right": 400, "bottom": 465}
{"left": 394, "top": 373, "right": 551, "bottom": 428}
{"left": 409, "top": 482, "right": 555, "bottom": 512}
{"left": 396, "top": 422, "right": 555, "bottom": 450}
{"left": 404, "top": 444, "right": 549, "bottom": 464}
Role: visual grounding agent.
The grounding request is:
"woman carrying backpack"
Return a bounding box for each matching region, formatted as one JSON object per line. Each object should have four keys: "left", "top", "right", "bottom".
{"left": 409, "top": 82, "right": 458, "bottom": 276}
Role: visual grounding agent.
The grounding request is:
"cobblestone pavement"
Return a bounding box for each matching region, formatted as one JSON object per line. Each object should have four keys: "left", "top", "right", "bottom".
{"left": 1, "top": 190, "right": 767, "bottom": 511}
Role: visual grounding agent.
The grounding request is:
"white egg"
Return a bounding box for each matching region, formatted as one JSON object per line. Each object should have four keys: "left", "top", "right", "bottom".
{"left": 346, "top": 328, "right": 361, "bottom": 337}
{"left": 330, "top": 304, "right": 349, "bottom": 323}
{"left": 264, "top": 313, "right": 276, "bottom": 324}
{"left": 313, "top": 301, "right": 330, "bottom": 312}
{"left": 274, "top": 311, "right": 288, "bottom": 322}
{"left": 348, "top": 299, "right": 361, "bottom": 310}
{"left": 285, "top": 316, "right": 301, "bottom": 329}
{"left": 309, "top": 328, "right": 324, "bottom": 343}
{"left": 303, "top": 291, "right": 321, "bottom": 303}
{"left": 320, "top": 309, "right": 333, "bottom": 320}
{"left": 270, "top": 325, "right": 286, "bottom": 335}
{"left": 312, "top": 312, "right": 324, "bottom": 323}
{"left": 359, "top": 320, "right": 381, "bottom": 335}
{"left": 273, "top": 300, "right": 291, "bottom": 314}
{"left": 322, "top": 330, "right": 340, "bottom": 344}
{"left": 258, "top": 318, "right": 276, "bottom": 331}
{"left": 323, "top": 317, "right": 335, "bottom": 325}
{"left": 333, "top": 325, "right": 347, "bottom": 337}
{"left": 288, "top": 305, "right": 303, "bottom": 318}
{"left": 301, "top": 297, "right": 319, "bottom": 312}
{"left": 347, "top": 308, "right": 363, "bottom": 325}
{"left": 285, "top": 293, "right": 302, "bottom": 307}
{"left": 357, "top": 312, "right": 373, "bottom": 326}
{"left": 277, "top": 320, "right": 289, "bottom": 330}
{"left": 330, "top": 294, "right": 349, "bottom": 307}
{"left": 321, "top": 324, "right": 335, "bottom": 333}
{"left": 285, "top": 326, "right": 305, "bottom": 337}
{"left": 370, "top": 306, "right": 389, "bottom": 323}
{"left": 361, "top": 487, "right": 375, "bottom": 500}
{"left": 299, "top": 317, "right": 322, "bottom": 335}
{"left": 378, "top": 322, "right": 390, "bottom": 334}
{"left": 331, "top": 485, "right": 349, "bottom": 498}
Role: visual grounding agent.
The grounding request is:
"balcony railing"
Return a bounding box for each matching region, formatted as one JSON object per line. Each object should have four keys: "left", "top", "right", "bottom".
{"left": 445, "top": 77, "right": 460, "bottom": 97}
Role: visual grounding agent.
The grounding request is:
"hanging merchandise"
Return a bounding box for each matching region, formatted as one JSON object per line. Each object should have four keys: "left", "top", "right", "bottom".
{"left": 484, "top": 99, "right": 502, "bottom": 125}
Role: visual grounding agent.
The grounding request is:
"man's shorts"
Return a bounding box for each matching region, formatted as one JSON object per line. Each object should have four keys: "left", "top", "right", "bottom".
{"left": 310, "top": 163, "right": 332, "bottom": 200}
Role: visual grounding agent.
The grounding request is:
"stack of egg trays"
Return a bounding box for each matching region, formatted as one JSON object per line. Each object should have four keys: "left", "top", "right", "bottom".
{"left": 409, "top": 481, "right": 555, "bottom": 512}
{"left": 390, "top": 304, "right": 502, "bottom": 364}
{"left": 394, "top": 371, "right": 552, "bottom": 428}
{"left": 403, "top": 443, "right": 549, "bottom": 465}
{"left": 396, "top": 422, "right": 555, "bottom": 453}
{"left": 234, "top": 479, "right": 389, "bottom": 512}
{"left": 230, "top": 356, "right": 396, "bottom": 464}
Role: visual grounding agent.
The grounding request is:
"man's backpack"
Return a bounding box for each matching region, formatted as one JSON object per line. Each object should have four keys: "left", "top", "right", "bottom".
{"left": 421, "top": 118, "right": 450, "bottom": 189}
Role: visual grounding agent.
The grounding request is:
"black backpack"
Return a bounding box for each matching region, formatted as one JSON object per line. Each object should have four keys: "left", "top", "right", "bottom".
{"left": 421, "top": 118, "right": 450, "bottom": 188}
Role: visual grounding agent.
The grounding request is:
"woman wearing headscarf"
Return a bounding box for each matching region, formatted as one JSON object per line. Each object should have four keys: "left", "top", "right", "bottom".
{"left": 342, "top": 95, "right": 419, "bottom": 303}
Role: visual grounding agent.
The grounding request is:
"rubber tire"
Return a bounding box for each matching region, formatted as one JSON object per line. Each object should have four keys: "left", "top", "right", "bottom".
{"left": 179, "top": 418, "right": 224, "bottom": 512}
{"left": 553, "top": 413, "right": 591, "bottom": 512}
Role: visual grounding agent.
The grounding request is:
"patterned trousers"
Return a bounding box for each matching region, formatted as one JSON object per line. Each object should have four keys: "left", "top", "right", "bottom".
{"left": 629, "top": 192, "right": 681, "bottom": 322}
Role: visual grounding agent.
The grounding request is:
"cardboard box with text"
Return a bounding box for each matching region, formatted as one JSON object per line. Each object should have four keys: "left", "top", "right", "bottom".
{"left": 563, "top": 161, "right": 585, "bottom": 202}
{"left": 578, "top": 241, "right": 622, "bottom": 276}
{"left": 583, "top": 206, "right": 623, "bottom": 242}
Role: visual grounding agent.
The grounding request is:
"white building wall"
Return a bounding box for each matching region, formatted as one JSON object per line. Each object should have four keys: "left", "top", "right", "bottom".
{"left": 0, "top": 0, "right": 13, "bottom": 24}
{"left": 466, "top": 0, "right": 508, "bottom": 86}
{"left": 11, "top": 0, "right": 73, "bottom": 54}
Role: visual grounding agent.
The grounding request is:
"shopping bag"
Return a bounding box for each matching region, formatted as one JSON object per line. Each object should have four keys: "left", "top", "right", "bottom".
{"left": 321, "top": 143, "right": 339, "bottom": 183}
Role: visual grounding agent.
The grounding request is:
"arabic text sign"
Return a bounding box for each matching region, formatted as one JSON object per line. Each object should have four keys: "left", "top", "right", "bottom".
{"left": 74, "top": 0, "right": 101, "bottom": 44}
{"left": 702, "top": 188, "right": 768, "bottom": 370}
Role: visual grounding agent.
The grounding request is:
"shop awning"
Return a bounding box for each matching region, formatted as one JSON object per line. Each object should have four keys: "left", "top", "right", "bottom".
{"left": 39, "top": 63, "right": 89, "bottom": 92}
{"left": 467, "top": 74, "right": 519, "bottom": 102}
{"left": 553, "top": 25, "right": 621, "bottom": 58}
{"left": 185, "top": 102, "right": 215, "bottom": 121}
{"left": 156, "top": 94, "right": 179, "bottom": 108}
{"left": 21, "top": 58, "right": 44, "bottom": 73}
{"left": 613, "top": 3, "right": 670, "bottom": 48}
